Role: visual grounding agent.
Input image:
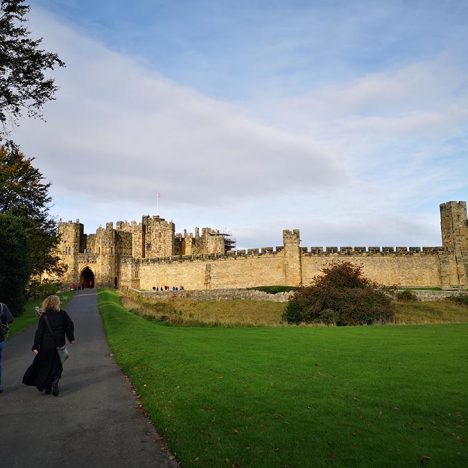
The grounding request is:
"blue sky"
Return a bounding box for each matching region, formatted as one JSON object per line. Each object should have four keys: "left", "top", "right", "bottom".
{"left": 11, "top": 0, "right": 468, "bottom": 247}
{"left": 35, "top": 0, "right": 468, "bottom": 98}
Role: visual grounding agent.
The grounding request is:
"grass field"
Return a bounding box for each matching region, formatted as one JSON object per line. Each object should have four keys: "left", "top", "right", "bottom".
{"left": 7, "top": 290, "right": 75, "bottom": 338}
{"left": 122, "top": 292, "right": 468, "bottom": 326}
{"left": 99, "top": 289, "right": 468, "bottom": 467}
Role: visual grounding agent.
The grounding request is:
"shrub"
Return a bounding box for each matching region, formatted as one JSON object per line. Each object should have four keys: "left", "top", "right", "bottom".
{"left": 282, "top": 262, "right": 395, "bottom": 326}
{"left": 447, "top": 294, "right": 468, "bottom": 306}
{"left": 27, "top": 279, "right": 62, "bottom": 299}
{"left": 396, "top": 289, "right": 418, "bottom": 302}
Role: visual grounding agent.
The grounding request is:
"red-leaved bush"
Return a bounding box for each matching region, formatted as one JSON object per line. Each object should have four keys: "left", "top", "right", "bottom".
{"left": 283, "top": 262, "right": 395, "bottom": 326}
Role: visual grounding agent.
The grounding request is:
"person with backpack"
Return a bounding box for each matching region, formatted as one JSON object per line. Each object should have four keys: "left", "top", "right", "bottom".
{"left": 0, "top": 302, "right": 15, "bottom": 393}
{"left": 23, "top": 295, "right": 75, "bottom": 396}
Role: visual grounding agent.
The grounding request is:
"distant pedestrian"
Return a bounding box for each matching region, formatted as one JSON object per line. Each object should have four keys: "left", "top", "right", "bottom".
{"left": 23, "top": 295, "right": 75, "bottom": 396}
{"left": 0, "top": 302, "right": 14, "bottom": 393}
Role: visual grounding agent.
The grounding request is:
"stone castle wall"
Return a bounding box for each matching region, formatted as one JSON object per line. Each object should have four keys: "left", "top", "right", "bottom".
{"left": 56, "top": 200, "right": 468, "bottom": 291}
{"left": 120, "top": 246, "right": 445, "bottom": 291}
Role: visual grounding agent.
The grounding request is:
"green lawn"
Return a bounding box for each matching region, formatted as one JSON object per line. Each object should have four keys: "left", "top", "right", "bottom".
{"left": 7, "top": 290, "right": 75, "bottom": 338}
{"left": 99, "top": 289, "right": 468, "bottom": 467}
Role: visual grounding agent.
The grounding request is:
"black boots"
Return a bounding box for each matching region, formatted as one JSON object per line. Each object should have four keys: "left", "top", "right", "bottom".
{"left": 44, "top": 379, "right": 60, "bottom": 396}
{"left": 52, "top": 379, "right": 60, "bottom": 396}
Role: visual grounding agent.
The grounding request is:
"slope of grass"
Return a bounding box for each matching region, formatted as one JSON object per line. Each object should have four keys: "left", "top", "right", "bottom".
{"left": 121, "top": 295, "right": 286, "bottom": 326}
{"left": 7, "top": 290, "right": 74, "bottom": 338}
{"left": 99, "top": 289, "right": 468, "bottom": 467}
{"left": 122, "top": 292, "right": 468, "bottom": 327}
{"left": 395, "top": 300, "right": 468, "bottom": 324}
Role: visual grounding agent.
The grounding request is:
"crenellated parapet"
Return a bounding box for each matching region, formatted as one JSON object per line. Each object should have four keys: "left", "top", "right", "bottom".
{"left": 301, "top": 246, "right": 444, "bottom": 256}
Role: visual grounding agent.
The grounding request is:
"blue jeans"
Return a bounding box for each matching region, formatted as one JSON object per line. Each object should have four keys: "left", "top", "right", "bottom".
{"left": 0, "top": 340, "right": 3, "bottom": 385}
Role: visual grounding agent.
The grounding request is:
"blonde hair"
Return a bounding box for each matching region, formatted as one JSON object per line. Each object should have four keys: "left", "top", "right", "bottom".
{"left": 41, "top": 295, "right": 61, "bottom": 312}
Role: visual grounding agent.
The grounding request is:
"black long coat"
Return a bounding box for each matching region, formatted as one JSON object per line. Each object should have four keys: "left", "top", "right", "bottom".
{"left": 23, "top": 309, "right": 75, "bottom": 391}
{"left": 33, "top": 309, "right": 75, "bottom": 351}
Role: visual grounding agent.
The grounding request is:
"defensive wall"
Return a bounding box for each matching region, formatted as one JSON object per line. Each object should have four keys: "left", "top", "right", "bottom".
{"left": 121, "top": 240, "right": 446, "bottom": 291}
{"left": 56, "top": 201, "right": 468, "bottom": 291}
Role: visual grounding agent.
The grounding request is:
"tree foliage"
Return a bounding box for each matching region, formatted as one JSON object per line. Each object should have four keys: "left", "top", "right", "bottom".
{"left": 283, "top": 262, "right": 395, "bottom": 326}
{"left": 0, "top": 213, "right": 31, "bottom": 315}
{"left": 0, "top": 0, "right": 64, "bottom": 136}
{"left": 0, "top": 142, "right": 63, "bottom": 276}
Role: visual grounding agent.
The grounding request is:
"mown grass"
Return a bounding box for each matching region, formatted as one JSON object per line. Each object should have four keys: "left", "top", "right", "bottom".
{"left": 99, "top": 289, "right": 468, "bottom": 467}
{"left": 7, "top": 290, "right": 74, "bottom": 338}
{"left": 122, "top": 292, "right": 468, "bottom": 327}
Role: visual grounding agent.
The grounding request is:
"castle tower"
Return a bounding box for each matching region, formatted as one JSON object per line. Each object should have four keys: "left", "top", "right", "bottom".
{"left": 142, "top": 216, "right": 175, "bottom": 258}
{"left": 440, "top": 201, "right": 468, "bottom": 288}
{"left": 283, "top": 229, "right": 302, "bottom": 286}
{"left": 94, "top": 222, "right": 117, "bottom": 287}
{"left": 131, "top": 221, "right": 144, "bottom": 259}
{"left": 58, "top": 220, "right": 84, "bottom": 284}
{"left": 202, "top": 228, "right": 225, "bottom": 255}
{"left": 183, "top": 229, "right": 193, "bottom": 255}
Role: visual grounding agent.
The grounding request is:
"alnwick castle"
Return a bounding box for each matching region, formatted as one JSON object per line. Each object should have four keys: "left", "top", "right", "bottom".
{"left": 57, "top": 201, "right": 468, "bottom": 291}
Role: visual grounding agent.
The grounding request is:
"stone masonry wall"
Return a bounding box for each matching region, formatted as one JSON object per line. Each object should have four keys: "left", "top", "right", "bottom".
{"left": 129, "top": 288, "right": 292, "bottom": 302}
{"left": 138, "top": 253, "right": 286, "bottom": 290}
{"left": 301, "top": 251, "right": 442, "bottom": 288}
{"left": 130, "top": 248, "right": 445, "bottom": 291}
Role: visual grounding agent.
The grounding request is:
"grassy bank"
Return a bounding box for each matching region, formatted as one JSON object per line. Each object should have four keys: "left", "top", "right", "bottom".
{"left": 122, "top": 292, "right": 468, "bottom": 326}
{"left": 7, "top": 290, "right": 74, "bottom": 338}
{"left": 99, "top": 289, "right": 468, "bottom": 467}
{"left": 121, "top": 295, "right": 286, "bottom": 326}
{"left": 395, "top": 300, "right": 468, "bottom": 324}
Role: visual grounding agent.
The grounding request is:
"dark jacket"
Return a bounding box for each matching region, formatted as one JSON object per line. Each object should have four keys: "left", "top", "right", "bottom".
{"left": 33, "top": 309, "right": 75, "bottom": 351}
{"left": 0, "top": 302, "right": 14, "bottom": 343}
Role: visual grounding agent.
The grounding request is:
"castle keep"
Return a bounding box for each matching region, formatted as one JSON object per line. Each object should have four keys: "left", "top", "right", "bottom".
{"left": 58, "top": 201, "right": 468, "bottom": 290}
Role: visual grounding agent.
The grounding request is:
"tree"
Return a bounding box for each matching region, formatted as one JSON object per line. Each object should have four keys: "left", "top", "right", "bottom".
{"left": 0, "top": 213, "right": 31, "bottom": 315}
{"left": 0, "top": 143, "right": 63, "bottom": 276}
{"left": 0, "top": 0, "right": 65, "bottom": 138}
{"left": 283, "top": 262, "right": 395, "bottom": 326}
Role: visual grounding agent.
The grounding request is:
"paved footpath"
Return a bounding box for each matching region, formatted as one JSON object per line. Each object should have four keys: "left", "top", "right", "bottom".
{"left": 0, "top": 290, "right": 178, "bottom": 468}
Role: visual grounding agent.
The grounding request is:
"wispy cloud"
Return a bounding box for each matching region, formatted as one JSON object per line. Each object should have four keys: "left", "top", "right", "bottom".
{"left": 15, "top": 10, "right": 346, "bottom": 207}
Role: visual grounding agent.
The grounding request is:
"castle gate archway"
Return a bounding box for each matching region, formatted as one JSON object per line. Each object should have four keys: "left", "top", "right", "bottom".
{"left": 80, "top": 267, "right": 95, "bottom": 288}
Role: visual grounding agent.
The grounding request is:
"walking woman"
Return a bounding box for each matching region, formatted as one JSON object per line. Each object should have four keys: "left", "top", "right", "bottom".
{"left": 23, "top": 295, "right": 75, "bottom": 396}
{"left": 0, "top": 302, "right": 15, "bottom": 393}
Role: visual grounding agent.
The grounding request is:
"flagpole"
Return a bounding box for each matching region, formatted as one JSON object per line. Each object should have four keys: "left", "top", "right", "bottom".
{"left": 157, "top": 192, "right": 160, "bottom": 214}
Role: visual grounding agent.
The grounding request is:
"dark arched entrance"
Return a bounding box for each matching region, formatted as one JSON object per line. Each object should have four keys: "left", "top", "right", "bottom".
{"left": 80, "top": 267, "right": 95, "bottom": 288}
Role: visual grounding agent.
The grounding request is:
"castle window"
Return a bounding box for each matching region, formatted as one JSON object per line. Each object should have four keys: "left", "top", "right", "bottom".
{"left": 146, "top": 243, "right": 152, "bottom": 251}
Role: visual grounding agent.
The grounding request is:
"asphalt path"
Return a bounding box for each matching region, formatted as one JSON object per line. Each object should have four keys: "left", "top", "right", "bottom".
{"left": 0, "top": 290, "right": 177, "bottom": 468}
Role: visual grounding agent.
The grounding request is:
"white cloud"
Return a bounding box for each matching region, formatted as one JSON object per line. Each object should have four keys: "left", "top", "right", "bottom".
{"left": 14, "top": 9, "right": 346, "bottom": 211}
